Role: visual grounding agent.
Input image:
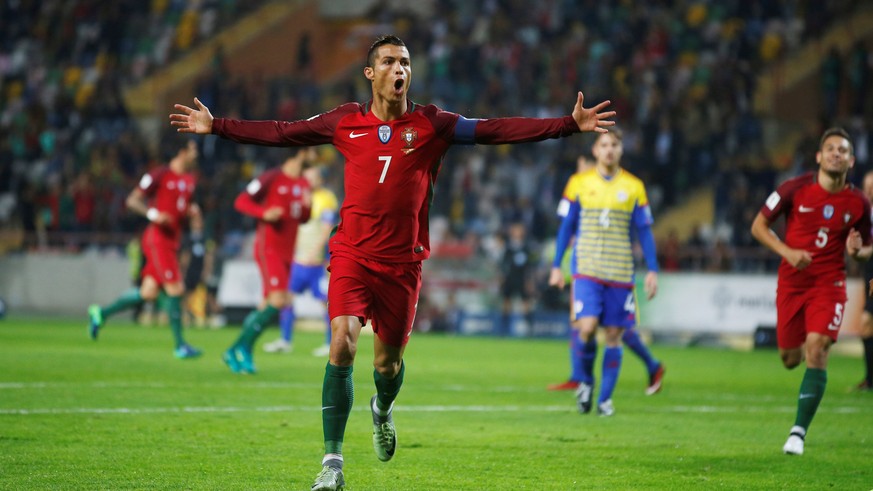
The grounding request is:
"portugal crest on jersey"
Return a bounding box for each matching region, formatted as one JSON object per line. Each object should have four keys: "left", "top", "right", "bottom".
{"left": 401, "top": 127, "right": 418, "bottom": 154}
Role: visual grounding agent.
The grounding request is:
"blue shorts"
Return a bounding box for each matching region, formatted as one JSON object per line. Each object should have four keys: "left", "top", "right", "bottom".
{"left": 571, "top": 277, "right": 636, "bottom": 328}
{"left": 288, "top": 262, "right": 328, "bottom": 301}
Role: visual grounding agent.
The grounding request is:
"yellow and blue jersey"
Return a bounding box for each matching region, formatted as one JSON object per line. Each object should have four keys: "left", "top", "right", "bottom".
{"left": 554, "top": 168, "right": 656, "bottom": 286}
{"left": 294, "top": 187, "right": 339, "bottom": 264}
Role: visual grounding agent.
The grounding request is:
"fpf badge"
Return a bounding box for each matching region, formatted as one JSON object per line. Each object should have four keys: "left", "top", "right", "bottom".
{"left": 401, "top": 127, "right": 418, "bottom": 154}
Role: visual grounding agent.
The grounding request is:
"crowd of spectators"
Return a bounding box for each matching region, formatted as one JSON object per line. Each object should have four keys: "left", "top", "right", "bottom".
{"left": 1, "top": 0, "right": 871, "bottom": 312}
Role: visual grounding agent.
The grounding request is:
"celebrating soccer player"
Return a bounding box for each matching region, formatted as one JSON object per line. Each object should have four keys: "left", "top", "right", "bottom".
{"left": 88, "top": 138, "right": 203, "bottom": 359}
{"left": 751, "top": 127, "right": 872, "bottom": 455}
{"left": 170, "top": 34, "right": 614, "bottom": 490}
{"left": 223, "top": 148, "right": 314, "bottom": 374}
{"left": 548, "top": 131, "right": 660, "bottom": 416}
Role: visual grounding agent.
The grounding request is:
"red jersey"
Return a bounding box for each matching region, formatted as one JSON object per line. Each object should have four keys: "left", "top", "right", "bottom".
{"left": 234, "top": 169, "right": 312, "bottom": 260}
{"left": 213, "top": 101, "right": 580, "bottom": 262}
{"left": 760, "top": 172, "right": 872, "bottom": 288}
{"left": 138, "top": 166, "right": 196, "bottom": 247}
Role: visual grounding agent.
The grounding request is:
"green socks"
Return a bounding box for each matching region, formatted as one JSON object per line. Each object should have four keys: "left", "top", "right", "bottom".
{"left": 374, "top": 361, "right": 405, "bottom": 412}
{"left": 794, "top": 368, "right": 827, "bottom": 430}
{"left": 165, "top": 295, "right": 184, "bottom": 348}
{"left": 322, "top": 363, "right": 354, "bottom": 455}
{"left": 101, "top": 288, "right": 142, "bottom": 318}
{"left": 235, "top": 305, "right": 279, "bottom": 350}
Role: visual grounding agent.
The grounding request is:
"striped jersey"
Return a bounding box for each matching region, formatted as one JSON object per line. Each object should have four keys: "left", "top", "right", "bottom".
{"left": 559, "top": 168, "right": 653, "bottom": 286}
{"left": 294, "top": 187, "right": 339, "bottom": 264}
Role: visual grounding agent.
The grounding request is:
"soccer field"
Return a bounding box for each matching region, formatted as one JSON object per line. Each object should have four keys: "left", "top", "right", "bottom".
{"left": 1, "top": 317, "right": 870, "bottom": 490}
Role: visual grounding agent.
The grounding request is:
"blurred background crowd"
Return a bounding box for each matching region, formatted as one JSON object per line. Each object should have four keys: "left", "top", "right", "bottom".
{"left": 1, "top": 0, "right": 872, "bottom": 322}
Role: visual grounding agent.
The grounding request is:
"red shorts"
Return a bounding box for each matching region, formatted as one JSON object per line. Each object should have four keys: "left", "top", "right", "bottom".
{"left": 776, "top": 285, "right": 846, "bottom": 349}
{"left": 327, "top": 254, "right": 422, "bottom": 347}
{"left": 141, "top": 229, "right": 180, "bottom": 286}
{"left": 255, "top": 245, "right": 292, "bottom": 297}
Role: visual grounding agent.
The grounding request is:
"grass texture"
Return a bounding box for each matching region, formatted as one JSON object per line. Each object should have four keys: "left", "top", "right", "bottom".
{"left": 1, "top": 317, "right": 871, "bottom": 490}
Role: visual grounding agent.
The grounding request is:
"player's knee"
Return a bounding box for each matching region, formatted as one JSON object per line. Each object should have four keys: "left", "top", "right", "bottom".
{"left": 781, "top": 351, "right": 801, "bottom": 369}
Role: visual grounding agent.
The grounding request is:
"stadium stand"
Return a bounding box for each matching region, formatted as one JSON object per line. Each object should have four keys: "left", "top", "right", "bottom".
{"left": 1, "top": 0, "right": 872, "bottom": 314}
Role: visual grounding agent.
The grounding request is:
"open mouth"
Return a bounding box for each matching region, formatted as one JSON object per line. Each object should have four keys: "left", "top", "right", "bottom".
{"left": 394, "top": 79, "right": 404, "bottom": 91}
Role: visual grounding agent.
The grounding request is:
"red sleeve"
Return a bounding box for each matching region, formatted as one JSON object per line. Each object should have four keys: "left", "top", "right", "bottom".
{"left": 138, "top": 167, "right": 167, "bottom": 196}
{"left": 234, "top": 171, "right": 276, "bottom": 219}
{"left": 234, "top": 191, "right": 265, "bottom": 219}
{"left": 212, "top": 104, "right": 358, "bottom": 146}
{"left": 473, "top": 115, "right": 579, "bottom": 144}
{"left": 760, "top": 174, "right": 809, "bottom": 221}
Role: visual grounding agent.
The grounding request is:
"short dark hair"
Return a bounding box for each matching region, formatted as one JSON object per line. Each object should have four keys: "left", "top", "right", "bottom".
{"left": 367, "top": 35, "right": 406, "bottom": 67}
{"left": 819, "top": 127, "right": 854, "bottom": 154}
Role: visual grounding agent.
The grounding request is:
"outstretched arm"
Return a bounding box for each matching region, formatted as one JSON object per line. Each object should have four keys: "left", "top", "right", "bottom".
{"left": 469, "top": 92, "right": 615, "bottom": 145}
{"left": 170, "top": 98, "right": 214, "bottom": 134}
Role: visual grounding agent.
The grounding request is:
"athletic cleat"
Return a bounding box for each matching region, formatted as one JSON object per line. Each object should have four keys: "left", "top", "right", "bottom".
{"left": 87, "top": 304, "right": 103, "bottom": 340}
{"left": 855, "top": 379, "right": 872, "bottom": 392}
{"left": 597, "top": 399, "right": 615, "bottom": 417}
{"left": 263, "top": 338, "right": 292, "bottom": 354}
{"left": 783, "top": 426, "right": 805, "bottom": 455}
{"left": 174, "top": 343, "right": 202, "bottom": 359}
{"left": 547, "top": 380, "right": 580, "bottom": 391}
{"left": 783, "top": 434, "right": 805, "bottom": 455}
{"left": 311, "top": 465, "right": 345, "bottom": 491}
{"left": 223, "top": 348, "right": 242, "bottom": 373}
{"left": 575, "top": 382, "right": 593, "bottom": 414}
{"left": 312, "top": 344, "right": 331, "bottom": 357}
{"left": 236, "top": 347, "right": 256, "bottom": 374}
{"left": 371, "top": 395, "right": 396, "bottom": 462}
{"left": 646, "top": 364, "right": 665, "bottom": 395}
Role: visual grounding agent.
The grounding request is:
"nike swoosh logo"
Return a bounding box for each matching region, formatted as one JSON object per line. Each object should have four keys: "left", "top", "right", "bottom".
{"left": 798, "top": 206, "right": 814, "bottom": 212}
{"left": 321, "top": 406, "right": 335, "bottom": 411}
{"left": 799, "top": 393, "right": 816, "bottom": 399}
{"left": 349, "top": 131, "right": 368, "bottom": 139}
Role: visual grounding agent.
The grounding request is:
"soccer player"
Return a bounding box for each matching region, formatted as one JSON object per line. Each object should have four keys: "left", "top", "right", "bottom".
{"left": 751, "top": 127, "right": 872, "bottom": 455}
{"left": 222, "top": 148, "right": 314, "bottom": 374}
{"left": 87, "top": 138, "right": 203, "bottom": 359}
{"left": 548, "top": 155, "right": 665, "bottom": 395}
{"left": 856, "top": 170, "right": 873, "bottom": 392}
{"left": 548, "top": 131, "right": 659, "bottom": 417}
{"left": 262, "top": 164, "right": 339, "bottom": 356}
{"left": 170, "top": 34, "right": 614, "bottom": 491}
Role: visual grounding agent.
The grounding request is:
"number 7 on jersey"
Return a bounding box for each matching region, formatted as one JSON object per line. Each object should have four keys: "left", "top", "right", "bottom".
{"left": 378, "top": 156, "right": 392, "bottom": 184}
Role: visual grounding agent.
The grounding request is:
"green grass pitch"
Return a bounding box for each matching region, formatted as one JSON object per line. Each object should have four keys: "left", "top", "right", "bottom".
{"left": 1, "top": 316, "right": 871, "bottom": 490}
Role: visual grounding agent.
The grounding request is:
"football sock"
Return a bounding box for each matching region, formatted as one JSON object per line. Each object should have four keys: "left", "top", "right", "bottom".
{"left": 622, "top": 327, "right": 659, "bottom": 374}
{"left": 580, "top": 337, "right": 598, "bottom": 385}
{"left": 863, "top": 336, "right": 873, "bottom": 384}
{"left": 236, "top": 305, "right": 279, "bottom": 351}
{"left": 599, "top": 346, "right": 623, "bottom": 404}
{"left": 322, "top": 363, "right": 354, "bottom": 455}
{"left": 374, "top": 360, "right": 405, "bottom": 413}
{"left": 569, "top": 329, "right": 583, "bottom": 382}
{"left": 322, "top": 454, "right": 343, "bottom": 469}
{"left": 279, "top": 306, "right": 294, "bottom": 343}
{"left": 794, "top": 368, "right": 827, "bottom": 430}
{"left": 165, "top": 295, "right": 184, "bottom": 348}
{"left": 101, "top": 288, "right": 142, "bottom": 318}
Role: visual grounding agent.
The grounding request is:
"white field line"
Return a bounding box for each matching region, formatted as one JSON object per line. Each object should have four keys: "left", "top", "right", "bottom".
{"left": 0, "top": 404, "right": 864, "bottom": 416}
